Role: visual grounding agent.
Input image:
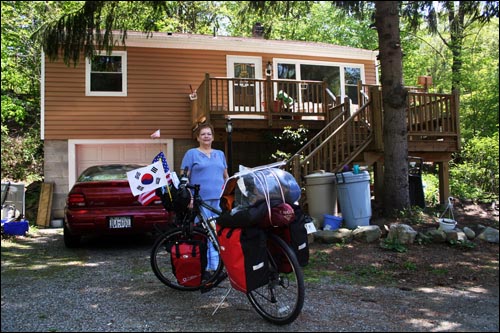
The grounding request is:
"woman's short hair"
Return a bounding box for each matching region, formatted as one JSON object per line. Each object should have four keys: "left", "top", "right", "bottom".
{"left": 195, "top": 123, "right": 214, "bottom": 137}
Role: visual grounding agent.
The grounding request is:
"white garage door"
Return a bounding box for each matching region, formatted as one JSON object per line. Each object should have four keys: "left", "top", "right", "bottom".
{"left": 69, "top": 139, "right": 174, "bottom": 189}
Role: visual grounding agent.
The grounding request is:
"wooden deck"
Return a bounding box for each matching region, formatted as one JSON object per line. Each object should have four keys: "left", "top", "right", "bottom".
{"left": 191, "top": 75, "right": 460, "bottom": 204}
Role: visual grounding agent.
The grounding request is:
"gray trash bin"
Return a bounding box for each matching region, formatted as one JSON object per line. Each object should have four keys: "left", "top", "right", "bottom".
{"left": 335, "top": 171, "right": 371, "bottom": 229}
{"left": 304, "top": 172, "right": 337, "bottom": 229}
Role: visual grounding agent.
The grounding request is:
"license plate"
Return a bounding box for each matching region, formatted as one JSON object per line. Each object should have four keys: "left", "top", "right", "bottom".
{"left": 109, "top": 216, "right": 132, "bottom": 229}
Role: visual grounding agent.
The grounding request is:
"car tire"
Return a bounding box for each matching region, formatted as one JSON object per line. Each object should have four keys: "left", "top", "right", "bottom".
{"left": 63, "top": 224, "right": 81, "bottom": 248}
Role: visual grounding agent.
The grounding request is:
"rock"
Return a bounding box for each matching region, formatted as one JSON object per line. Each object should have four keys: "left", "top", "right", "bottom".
{"left": 386, "top": 223, "right": 418, "bottom": 245}
{"left": 463, "top": 226, "right": 476, "bottom": 239}
{"left": 314, "top": 228, "right": 352, "bottom": 244}
{"left": 352, "top": 225, "right": 382, "bottom": 243}
{"left": 477, "top": 227, "right": 499, "bottom": 243}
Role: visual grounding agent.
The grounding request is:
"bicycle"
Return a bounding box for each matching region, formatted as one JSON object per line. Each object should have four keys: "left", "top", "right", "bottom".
{"left": 150, "top": 168, "right": 305, "bottom": 325}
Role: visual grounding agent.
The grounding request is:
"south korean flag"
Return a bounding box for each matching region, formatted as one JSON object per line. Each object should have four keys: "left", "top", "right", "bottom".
{"left": 126, "top": 160, "right": 168, "bottom": 196}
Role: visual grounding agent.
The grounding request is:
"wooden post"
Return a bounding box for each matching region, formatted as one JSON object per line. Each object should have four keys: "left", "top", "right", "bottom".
{"left": 266, "top": 75, "right": 273, "bottom": 126}
{"left": 204, "top": 73, "right": 211, "bottom": 123}
{"left": 370, "top": 86, "right": 383, "bottom": 151}
{"left": 357, "top": 80, "right": 363, "bottom": 106}
{"left": 438, "top": 161, "right": 450, "bottom": 205}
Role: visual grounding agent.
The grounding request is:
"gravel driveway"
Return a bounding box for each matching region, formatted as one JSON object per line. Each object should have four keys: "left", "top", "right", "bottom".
{"left": 2, "top": 228, "right": 498, "bottom": 332}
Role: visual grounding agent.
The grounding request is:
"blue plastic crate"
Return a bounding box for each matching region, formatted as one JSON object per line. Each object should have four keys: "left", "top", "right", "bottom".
{"left": 2, "top": 219, "right": 29, "bottom": 236}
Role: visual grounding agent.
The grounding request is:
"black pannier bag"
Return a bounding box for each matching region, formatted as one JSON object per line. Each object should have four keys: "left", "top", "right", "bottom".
{"left": 156, "top": 184, "right": 192, "bottom": 213}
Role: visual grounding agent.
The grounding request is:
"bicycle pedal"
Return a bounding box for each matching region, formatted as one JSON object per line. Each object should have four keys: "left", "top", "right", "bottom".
{"left": 200, "top": 272, "right": 228, "bottom": 294}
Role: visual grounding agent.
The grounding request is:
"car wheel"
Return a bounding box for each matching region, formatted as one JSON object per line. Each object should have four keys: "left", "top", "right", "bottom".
{"left": 63, "top": 224, "right": 81, "bottom": 248}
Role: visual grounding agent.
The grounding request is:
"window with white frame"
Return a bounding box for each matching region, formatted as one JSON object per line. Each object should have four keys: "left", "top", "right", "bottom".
{"left": 275, "top": 59, "right": 363, "bottom": 105}
{"left": 86, "top": 51, "right": 127, "bottom": 96}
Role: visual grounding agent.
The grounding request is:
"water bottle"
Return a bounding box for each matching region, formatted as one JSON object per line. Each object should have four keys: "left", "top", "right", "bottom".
{"left": 353, "top": 164, "right": 360, "bottom": 174}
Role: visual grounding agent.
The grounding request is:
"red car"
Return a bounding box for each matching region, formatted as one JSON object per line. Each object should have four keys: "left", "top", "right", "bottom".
{"left": 63, "top": 164, "right": 172, "bottom": 247}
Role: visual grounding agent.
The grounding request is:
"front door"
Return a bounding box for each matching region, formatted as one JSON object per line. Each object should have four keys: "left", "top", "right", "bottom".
{"left": 227, "top": 56, "right": 262, "bottom": 112}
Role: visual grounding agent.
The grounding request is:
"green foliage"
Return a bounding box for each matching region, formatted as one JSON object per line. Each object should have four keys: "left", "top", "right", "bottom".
{"left": 380, "top": 238, "right": 408, "bottom": 253}
{"left": 450, "top": 133, "right": 499, "bottom": 201}
{"left": 223, "top": 1, "right": 378, "bottom": 50}
{"left": 460, "top": 20, "right": 499, "bottom": 140}
{"left": 422, "top": 173, "right": 439, "bottom": 207}
{"left": 1, "top": 126, "right": 43, "bottom": 182}
{"left": 448, "top": 239, "right": 477, "bottom": 249}
{"left": 1, "top": 1, "right": 44, "bottom": 182}
{"left": 268, "top": 125, "right": 308, "bottom": 161}
{"left": 403, "top": 261, "right": 417, "bottom": 271}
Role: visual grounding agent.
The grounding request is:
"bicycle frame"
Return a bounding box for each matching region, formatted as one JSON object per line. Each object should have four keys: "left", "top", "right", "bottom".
{"left": 185, "top": 183, "right": 222, "bottom": 251}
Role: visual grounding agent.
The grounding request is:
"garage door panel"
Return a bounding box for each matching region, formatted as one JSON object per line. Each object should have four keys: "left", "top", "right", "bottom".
{"left": 76, "top": 143, "right": 172, "bottom": 174}
{"left": 79, "top": 146, "right": 100, "bottom": 161}
{"left": 101, "top": 146, "right": 122, "bottom": 161}
{"left": 123, "top": 145, "right": 146, "bottom": 162}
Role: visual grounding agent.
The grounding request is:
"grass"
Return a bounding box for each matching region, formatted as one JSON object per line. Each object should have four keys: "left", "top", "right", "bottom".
{"left": 1, "top": 234, "right": 87, "bottom": 280}
{"left": 303, "top": 250, "right": 398, "bottom": 286}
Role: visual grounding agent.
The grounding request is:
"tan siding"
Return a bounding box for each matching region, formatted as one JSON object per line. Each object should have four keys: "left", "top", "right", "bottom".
{"left": 44, "top": 46, "right": 377, "bottom": 139}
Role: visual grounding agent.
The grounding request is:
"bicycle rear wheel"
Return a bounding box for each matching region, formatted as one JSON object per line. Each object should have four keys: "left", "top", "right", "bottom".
{"left": 150, "top": 226, "right": 224, "bottom": 291}
{"left": 246, "top": 233, "right": 305, "bottom": 325}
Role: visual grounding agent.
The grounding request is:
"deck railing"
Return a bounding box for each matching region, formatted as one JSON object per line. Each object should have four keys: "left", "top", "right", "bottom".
{"left": 192, "top": 76, "right": 460, "bottom": 184}
{"left": 193, "top": 74, "right": 332, "bottom": 126}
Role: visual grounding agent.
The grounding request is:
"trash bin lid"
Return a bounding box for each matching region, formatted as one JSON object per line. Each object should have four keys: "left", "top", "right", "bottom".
{"left": 335, "top": 171, "right": 370, "bottom": 184}
{"left": 304, "top": 172, "right": 336, "bottom": 185}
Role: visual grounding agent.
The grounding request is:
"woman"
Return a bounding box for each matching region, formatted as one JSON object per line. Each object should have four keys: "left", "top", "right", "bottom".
{"left": 181, "top": 123, "right": 229, "bottom": 272}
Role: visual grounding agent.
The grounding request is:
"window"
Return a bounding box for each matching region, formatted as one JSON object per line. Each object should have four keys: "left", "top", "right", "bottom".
{"left": 275, "top": 59, "right": 364, "bottom": 105}
{"left": 344, "top": 67, "right": 361, "bottom": 105}
{"left": 300, "top": 64, "right": 340, "bottom": 102}
{"left": 86, "top": 51, "right": 127, "bottom": 96}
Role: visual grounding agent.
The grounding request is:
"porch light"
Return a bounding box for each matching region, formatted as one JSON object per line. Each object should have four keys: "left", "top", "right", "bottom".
{"left": 225, "top": 117, "right": 233, "bottom": 134}
{"left": 266, "top": 61, "right": 272, "bottom": 76}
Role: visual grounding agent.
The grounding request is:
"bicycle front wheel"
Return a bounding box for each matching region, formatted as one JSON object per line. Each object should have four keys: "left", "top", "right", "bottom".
{"left": 150, "top": 226, "right": 224, "bottom": 291}
{"left": 246, "top": 233, "right": 305, "bottom": 325}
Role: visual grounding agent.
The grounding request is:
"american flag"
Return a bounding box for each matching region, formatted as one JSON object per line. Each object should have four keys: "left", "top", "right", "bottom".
{"left": 138, "top": 151, "right": 172, "bottom": 205}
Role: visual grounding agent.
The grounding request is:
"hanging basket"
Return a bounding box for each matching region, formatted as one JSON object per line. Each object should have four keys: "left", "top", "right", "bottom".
{"left": 438, "top": 197, "right": 457, "bottom": 231}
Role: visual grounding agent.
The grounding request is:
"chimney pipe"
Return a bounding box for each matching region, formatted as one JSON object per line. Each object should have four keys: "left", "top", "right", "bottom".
{"left": 252, "top": 22, "right": 264, "bottom": 38}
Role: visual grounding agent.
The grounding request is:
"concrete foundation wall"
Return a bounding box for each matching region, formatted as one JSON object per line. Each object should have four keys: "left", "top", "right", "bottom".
{"left": 43, "top": 140, "right": 68, "bottom": 220}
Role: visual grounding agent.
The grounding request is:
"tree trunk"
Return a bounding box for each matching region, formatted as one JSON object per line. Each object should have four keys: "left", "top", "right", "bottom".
{"left": 374, "top": 1, "right": 410, "bottom": 215}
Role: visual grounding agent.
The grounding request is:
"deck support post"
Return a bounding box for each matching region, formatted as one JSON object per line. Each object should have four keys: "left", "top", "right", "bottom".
{"left": 437, "top": 161, "right": 450, "bottom": 204}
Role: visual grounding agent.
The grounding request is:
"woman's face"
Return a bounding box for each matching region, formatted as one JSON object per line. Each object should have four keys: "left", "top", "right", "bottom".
{"left": 198, "top": 127, "right": 214, "bottom": 145}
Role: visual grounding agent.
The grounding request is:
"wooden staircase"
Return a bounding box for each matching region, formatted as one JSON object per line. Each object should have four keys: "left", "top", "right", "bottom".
{"left": 284, "top": 84, "right": 460, "bottom": 205}
{"left": 286, "top": 96, "right": 374, "bottom": 181}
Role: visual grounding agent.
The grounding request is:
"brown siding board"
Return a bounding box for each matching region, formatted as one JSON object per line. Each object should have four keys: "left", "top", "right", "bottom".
{"left": 44, "top": 45, "right": 377, "bottom": 140}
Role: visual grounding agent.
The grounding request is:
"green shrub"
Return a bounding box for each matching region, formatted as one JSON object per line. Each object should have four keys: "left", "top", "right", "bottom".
{"left": 450, "top": 133, "right": 499, "bottom": 201}
{"left": 1, "top": 126, "right": 43, "bottom": 182}
{"left": 422, "top": 173, "right": 439, "bottom": 206}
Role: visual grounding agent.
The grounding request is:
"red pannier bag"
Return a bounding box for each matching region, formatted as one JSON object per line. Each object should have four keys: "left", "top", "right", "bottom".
{"left": 216, "top": 225, "right": 269, "bottom": 293}
{"left": 170, "top": 240, "right": 207, "bottom": 287}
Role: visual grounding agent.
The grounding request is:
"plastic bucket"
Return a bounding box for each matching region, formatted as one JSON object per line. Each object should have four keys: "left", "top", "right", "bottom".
{"left": 51, "top": 219, "right": 63, "bottom": 228}
{"left": 323, "top": 214, "right": 342, "bottom": 231}
{"left": 438, "top": 218, "right": 456, "bottom": 231}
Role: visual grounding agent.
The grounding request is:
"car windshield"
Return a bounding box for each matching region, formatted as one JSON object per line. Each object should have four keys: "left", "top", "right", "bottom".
{"left": 77, "top": 164, "right": 145, "bottom": 182}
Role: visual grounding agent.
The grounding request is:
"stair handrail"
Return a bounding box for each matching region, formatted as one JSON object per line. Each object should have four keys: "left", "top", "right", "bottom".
{"left": 286, "top": 96, "right": 373, "bottom": 181}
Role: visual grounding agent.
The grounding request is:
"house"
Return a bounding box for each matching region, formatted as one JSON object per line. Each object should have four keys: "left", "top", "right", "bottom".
{"left": 42, "top": 31, "right": 379, "bottom": 219}
{"left": 42, "top": 30, "right": 459, "bottom": 220}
